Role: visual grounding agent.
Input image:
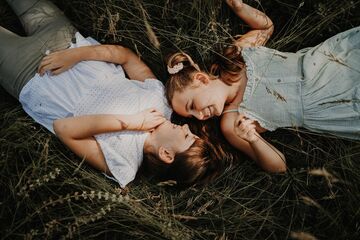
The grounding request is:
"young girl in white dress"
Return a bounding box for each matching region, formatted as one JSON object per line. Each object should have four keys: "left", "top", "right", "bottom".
{"left": 0, "top": 0, "right": 221, "bottom": 187}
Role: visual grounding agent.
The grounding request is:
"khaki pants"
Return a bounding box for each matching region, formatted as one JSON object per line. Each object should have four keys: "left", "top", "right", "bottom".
{"left": 0, "top": 0, "right": 76, "bottom": 99}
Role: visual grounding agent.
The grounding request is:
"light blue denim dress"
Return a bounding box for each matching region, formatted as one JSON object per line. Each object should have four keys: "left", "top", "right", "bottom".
{"left": 237, "top": 27, "right": 360, "bottom": 140}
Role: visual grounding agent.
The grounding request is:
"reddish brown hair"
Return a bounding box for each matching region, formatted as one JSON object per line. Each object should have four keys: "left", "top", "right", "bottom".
{"left": 210, "top": 42, "right": 245, "bottom": 84}
{"left": 165, "top": 44, "right": 244, "bottom": 105}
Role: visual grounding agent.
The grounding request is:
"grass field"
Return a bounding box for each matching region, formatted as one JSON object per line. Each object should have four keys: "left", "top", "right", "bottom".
{"left": 1, "top": 0, "right": 360, "bottom": 239}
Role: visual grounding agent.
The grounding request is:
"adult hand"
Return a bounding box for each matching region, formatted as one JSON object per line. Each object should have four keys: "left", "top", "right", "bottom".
{"left": 225, "top": 0, "right": 244, "bottom": 10}
{"left": 234, "top": 115, "right": 259, "bottom": 143}
{"left": 38, "top": 48, "right": 79, "bottom": 76}
{"left": 129, "top": 108, "right": 166, "bottom": 131}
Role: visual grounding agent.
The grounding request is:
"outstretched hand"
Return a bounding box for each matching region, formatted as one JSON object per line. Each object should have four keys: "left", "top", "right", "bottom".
{"left": 38, "top": 48, "right": 79, "bottom": 76}
{"left": 130, "top": 108, "right": 166, "bottom": 131}
{"left": 234, "top": 115, "right": 259, "bottom": 143}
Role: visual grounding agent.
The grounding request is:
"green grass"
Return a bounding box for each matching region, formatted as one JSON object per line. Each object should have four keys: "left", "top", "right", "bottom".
{"left": 1, "top": 0, "right": 360, "bottom": 239}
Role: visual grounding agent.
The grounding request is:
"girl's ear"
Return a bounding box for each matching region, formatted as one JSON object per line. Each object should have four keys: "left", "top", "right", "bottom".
{"left": 158, "top": 146, "right": 175, "bottom": 164}
{"left": 193, "top": 72, "right": 210, "bottom": 85}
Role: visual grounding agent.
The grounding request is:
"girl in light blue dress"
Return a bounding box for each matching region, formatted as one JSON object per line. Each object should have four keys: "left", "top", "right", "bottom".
{"left": 165, "top": 0, "right": 359, "bottom": 173}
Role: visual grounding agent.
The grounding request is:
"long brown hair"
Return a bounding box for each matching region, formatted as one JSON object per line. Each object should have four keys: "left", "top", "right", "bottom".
{"left": 210, "top": 41, "right": 245, "bottom": 84}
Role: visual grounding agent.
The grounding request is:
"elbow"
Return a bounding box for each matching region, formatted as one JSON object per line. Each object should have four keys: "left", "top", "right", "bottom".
{"left": 268, "top": 162, "right": 287, "bottom": 173}
{"left": 263, "top": 23, "right": 274, "bottom": 43}
{"left": 268, "top": 23, "right": 274, "bottom": 37}
{"left": 268, "top": 23, "right": 275, "bottom": 37}
{"left": 53, "top": 119, "right": 61, "bottom": 135}
{"left": 263, "top": 16, "right": 274, "bottom": 39}
{"left": 53, "top": 119, "right": 67, "bottom": 139}
{"left": 263, "top": 156, "right": 287, "bottom": 173}
{"left": 256, "top": 151, "right": 286, "bottom": 173}
{"left": 98, "top": 45, "right": 128, "bottom": 63}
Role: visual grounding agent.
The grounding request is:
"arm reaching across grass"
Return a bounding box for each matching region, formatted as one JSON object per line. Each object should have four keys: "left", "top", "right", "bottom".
{"left": 53, "top": 109, "right": 166, "bottom": 173}
{"left": 226, "top": 0, "right": 274, "bottom": 47}
{"left": 38, "top": 45, "right": 156, "bottom": 81}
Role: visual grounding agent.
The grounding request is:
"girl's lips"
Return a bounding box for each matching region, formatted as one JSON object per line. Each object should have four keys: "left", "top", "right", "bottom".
{"left": 203, "top": 107, "right": 212, "bottom": 119}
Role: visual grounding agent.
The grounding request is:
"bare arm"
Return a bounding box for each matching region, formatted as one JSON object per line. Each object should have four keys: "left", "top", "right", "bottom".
{"left": 38, "top": 45, "right": 156, "bottom": 81}
{"left": 221, "top": 112, "right": 286, "bottom": 172}
{"left": 226, "top": 0, "right": 274, "bottom": 47}
{"left": 53, "top": 109, "right": 165, "bottom": 173}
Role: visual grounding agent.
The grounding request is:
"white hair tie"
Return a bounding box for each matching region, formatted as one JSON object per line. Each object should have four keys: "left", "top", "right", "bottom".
{"left": 167, "top": 62, "right": 184, "bottom": 74}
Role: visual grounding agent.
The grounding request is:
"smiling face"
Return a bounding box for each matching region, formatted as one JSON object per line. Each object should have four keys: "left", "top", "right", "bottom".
{"left": 151, "top": 120, "right": 198, "bottom": 154}
{"left": 171, "top": 76, "right": 227, "bottom": 120}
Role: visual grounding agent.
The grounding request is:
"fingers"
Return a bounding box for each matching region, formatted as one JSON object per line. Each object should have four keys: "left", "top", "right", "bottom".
{"left": 38, "top": 54, "right": 65, "bottom": 76}
{"left": 245, "top": 128, "right": 258, "bottom": 143}
{"left": 39, "top": 63, "right": 62, "bottom": 76}
{"left": 148, "top": 116, "right": 166, "bottom": 131}
{"left": 38, "top": 57, "right": 52, "bottom": 76}
{"left": 141, "top": 108, "right": 166, "bottom": 131}
{"left": 152, "top": 115, "right": 166, "bottom": 124}
{"left": 52, "top": 68, "right": 65, "bottom": 75}
{"left": 234, "top": 116, "right": 259, "bottom": 142}
{"left": 154, "top": 116, "right": 166, "bottom": 126}
{"left": 235, "top": 115, "right": 248, "bottom": 126}
{"left": 38, "top": 59, "right": 57, "bottom": 76}
{"left": 237, "top": 119, "right": 256, "bottom": 131}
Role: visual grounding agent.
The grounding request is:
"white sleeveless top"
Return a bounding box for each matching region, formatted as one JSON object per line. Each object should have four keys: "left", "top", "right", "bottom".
{"left": 19, "top": 32, "right": 172, "bottom": 187}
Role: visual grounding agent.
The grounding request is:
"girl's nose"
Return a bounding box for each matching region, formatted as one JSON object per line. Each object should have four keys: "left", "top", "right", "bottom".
{"left": 182, "top": 124, "right": 191, "bottom": 134}
{"left": 193, "top": 111, "right": 204, "bottom": 120}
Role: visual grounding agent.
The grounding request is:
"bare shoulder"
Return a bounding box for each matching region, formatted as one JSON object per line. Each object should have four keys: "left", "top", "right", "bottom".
{"left": 220, "top": 103, "right": 248, "bottom": 132}
{"left": 220, "top": 111, "right": 238, "bottom": 135}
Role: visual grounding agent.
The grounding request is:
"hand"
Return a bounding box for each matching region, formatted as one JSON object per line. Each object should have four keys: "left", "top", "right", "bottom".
{"left": 38, "top": 48, "right": 79, "bottom": 76}
{"left": 128, "top": 108, "right": 166, "bottom": 131}
{"left": 225, "top": 0, "right": 244, "bottom": 10}
{"left": 234, "top": 115, "right": 259, "bottom": 143}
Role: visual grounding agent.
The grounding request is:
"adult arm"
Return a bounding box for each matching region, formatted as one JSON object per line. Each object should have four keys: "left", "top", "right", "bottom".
{"left": 226, "top": 0, "right": 274, "bottom": 47}
{"left": 221, "top": 112, "right": 286, "bottom": 172}
{"left": 38, "top": 45, "right": 156, "bottom": 81}
{"left": 53, "top": 109, "right": 165, "bottom": 173}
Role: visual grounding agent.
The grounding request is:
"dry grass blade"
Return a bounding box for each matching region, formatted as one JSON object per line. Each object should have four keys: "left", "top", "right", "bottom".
{"left": 136, "top": 0, "right": 160, "bottom": 49}
{"left": 308, "top": 168, "right": 339, "bottom": 183}
{"left": 299, "top": 195, "right": 322, "bottom": 209}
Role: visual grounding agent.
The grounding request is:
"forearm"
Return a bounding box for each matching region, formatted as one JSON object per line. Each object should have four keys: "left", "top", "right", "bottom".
{"left": 72, "top": 45, "right": 155, "bottom": 80}
{"left": 250, "top": 136, "right": 286, "bottom": 172}
{"left": 230, "top": 3, "right": 273, "bottom": 30}
{"left": 53, "top": 114, "right": 131, "bottom": 139}
{"left": 71, "top": 45, "right": 130, "bottom": 65}
{"left": 53, "top": 115, "right": 120, "bottom": 174}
